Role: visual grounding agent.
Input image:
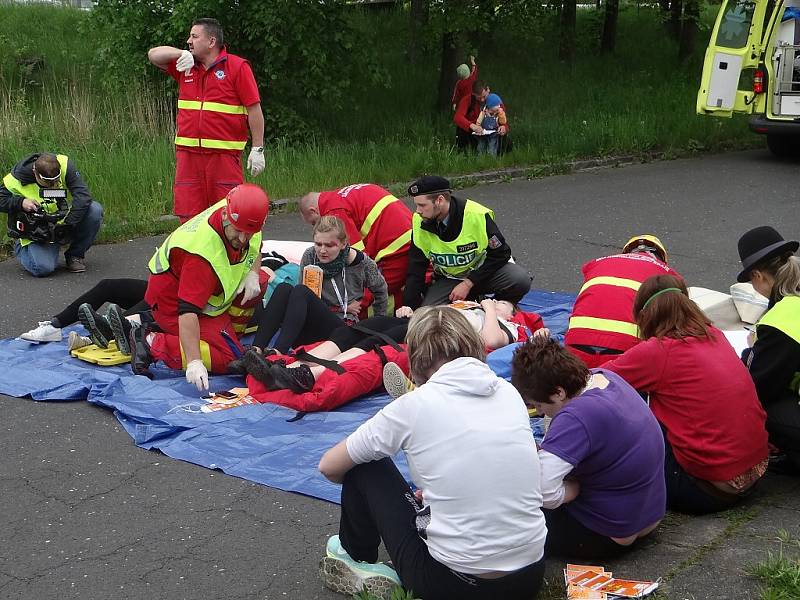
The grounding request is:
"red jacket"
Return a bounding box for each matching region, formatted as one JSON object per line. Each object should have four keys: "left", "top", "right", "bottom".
{"left": 604, "top": 330, "right": 769, "bottom": 482}
{"left": 168, "top": 49, "right": 260, "bottom": 154}
{"left": 451, "top": 65, "right": 477, "bottom": 106}
{"left": 454, "top": 93, "right": 509, "bottom": 133}
{"left": 565, "top": 253, "right": 680, "bottom": 352}
{"left": 318, "top": 184, "right": 412, "bottom": 264}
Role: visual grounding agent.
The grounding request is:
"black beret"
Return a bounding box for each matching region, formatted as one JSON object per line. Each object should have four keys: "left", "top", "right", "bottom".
{"left": 407, "top": 175, "right": 451, "bottom": 197}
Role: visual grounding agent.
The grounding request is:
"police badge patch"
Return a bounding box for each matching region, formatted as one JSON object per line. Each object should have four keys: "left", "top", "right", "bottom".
{"left": 488, "top": 235, "right": 502, "bottom": 249}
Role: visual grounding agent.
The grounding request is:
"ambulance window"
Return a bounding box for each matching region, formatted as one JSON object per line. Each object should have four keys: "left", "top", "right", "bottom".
{"left": 715, "top": 0, "right": 756, "bottom": 48}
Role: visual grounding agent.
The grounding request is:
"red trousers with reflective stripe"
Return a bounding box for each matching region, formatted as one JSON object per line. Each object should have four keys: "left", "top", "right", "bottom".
{"left": 150, "top": 271, "right": 268, "bottom": 373}
{"left": 174, "top": 149, "right": 243, "bottom": 221}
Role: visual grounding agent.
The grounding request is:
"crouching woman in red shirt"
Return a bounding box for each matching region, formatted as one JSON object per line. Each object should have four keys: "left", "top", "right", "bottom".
{"left": 604, "top": 274, "right": 769, "bottom": 514}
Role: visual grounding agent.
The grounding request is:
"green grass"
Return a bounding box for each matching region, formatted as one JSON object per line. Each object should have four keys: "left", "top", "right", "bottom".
{"left": 749, "top": 531, "right": 800, "bottom": 600}
{"left": 0, "top": 2, "right": 758, "bottom": 252}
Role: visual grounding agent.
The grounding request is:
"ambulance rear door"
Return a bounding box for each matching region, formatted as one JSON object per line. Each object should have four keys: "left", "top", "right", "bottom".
{"left": 697, "top": 0, "right": 771, "bottom": 116}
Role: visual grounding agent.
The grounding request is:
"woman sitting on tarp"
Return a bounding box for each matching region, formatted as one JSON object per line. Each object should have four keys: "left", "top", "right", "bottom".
{"left": 603, "top": 274, "right": 769, "bottom": 514}
{"left": 240, "top": 297, "right": 547, "bottom": 396}
{"left": 510, "top": 336, "right": 665, "bottom": 560}
{"left": 736, "top": 226, "right": 800, "bottom": 473}
{"left": 249, "top": 215, "right": 388, "bottom": 354}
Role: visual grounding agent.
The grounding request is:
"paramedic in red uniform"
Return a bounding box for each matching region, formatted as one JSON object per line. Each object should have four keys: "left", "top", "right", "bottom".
{"left": 128, "top": 184, "right": 270, "bottom": 392}
{"left": 148, "top": 18, "right": 265, "bottom": 221}
{"left": 565, "top": 235, "right": 683, "bottom": 369}
{"left": 299, "top": 184, "right": 412, "bottom": 314}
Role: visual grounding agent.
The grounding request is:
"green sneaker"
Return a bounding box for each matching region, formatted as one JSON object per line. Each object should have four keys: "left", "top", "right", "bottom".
{"left": 319, "top": 535, "right": 400, "bottom": 599}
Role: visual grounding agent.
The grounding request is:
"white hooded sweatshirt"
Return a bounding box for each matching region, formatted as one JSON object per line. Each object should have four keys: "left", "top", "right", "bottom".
{"left": 346, "top": 356, "right": 546, "bottom": 574}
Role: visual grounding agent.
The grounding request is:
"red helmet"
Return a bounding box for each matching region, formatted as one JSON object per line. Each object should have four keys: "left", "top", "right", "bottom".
{"left": 225, "top": 184, "right": 269, "bottom": 234}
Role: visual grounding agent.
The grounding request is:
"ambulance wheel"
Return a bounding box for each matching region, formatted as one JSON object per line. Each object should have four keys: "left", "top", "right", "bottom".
{"left": 766, "top": 134, "right": 800, "bottom": 157}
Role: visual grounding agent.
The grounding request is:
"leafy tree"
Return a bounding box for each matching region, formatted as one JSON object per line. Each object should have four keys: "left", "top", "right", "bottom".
{"left": 87, "top": 0, "right": 385, "bottom": 140}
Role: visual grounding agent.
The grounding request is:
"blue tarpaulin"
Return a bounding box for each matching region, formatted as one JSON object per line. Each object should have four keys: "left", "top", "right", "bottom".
{"left": 0, "top": 289, "right": 575, "bottom": 503}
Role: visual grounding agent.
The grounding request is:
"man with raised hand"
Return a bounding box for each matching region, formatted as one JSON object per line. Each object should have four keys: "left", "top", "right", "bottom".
{"left": 148, "top": 18, "right": 265, "bottom": 221}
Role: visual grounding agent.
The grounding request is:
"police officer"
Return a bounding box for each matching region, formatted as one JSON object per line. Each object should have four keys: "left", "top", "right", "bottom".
{"left": 402, "top": 175, "right": 531, "bottom": 308}
{"left": 0, "top": 152, "right": 103, "bottom": 277}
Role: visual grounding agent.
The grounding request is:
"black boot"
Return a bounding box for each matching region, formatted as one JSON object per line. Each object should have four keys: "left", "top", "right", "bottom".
{"left": 106, "top": 303, "right": 133, "bottom": 355}
{"left": 243, "top": 350, "right": 279, "bottom": 389}
{"left": 129, "top": 323, "right": 153, "bottom": 377}
{"left": 78, "top": 303, "right": 114, "bottom": 349}
{"left": 269, "top": 362, "right": 315, "bottom": 394}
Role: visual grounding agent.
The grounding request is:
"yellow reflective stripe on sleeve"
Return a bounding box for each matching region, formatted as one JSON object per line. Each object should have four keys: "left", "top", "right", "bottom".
{"left": 352, "top": 240, "right": 366, "bottom": 251}
{"left": 177, "top": 100, "right": 202, "bottom": 110}
{"left": 177, "top": 100, "right": 247, "bottom": 114}
{"left": 202, "top": 101, "right": 248, "bottom": 115}
{"left": 568, "top": 316, "right": 640, "bottom": 337}
{"left": 227, "top": 305, "right": 253, "bottom": 317}
{"left": 579, "top": 276, "right": 642, "bottom": 295}
{"left": 360, "top": 194, "right": 397, "bottom": 237}
{"left": 175, "top": 136, "right": 200, "bottom": 147}
{"left": 179, "top": 340, "right": 214, "bottom": 370}
{"left": 374, "top": 230, "right": 412, "bottom": 262}
{"left": 200, "top": 139, "right": 248, "bottom": 150}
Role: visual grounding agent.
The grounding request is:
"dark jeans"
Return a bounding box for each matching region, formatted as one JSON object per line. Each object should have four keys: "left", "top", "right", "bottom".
{"left": 51, "top": 278, "right": 149, "bottom": 328}
{"left": 543, "top": 505, "right": 639, "bottom": 560}
{"left": 252, "top": 283, "right": 345, "bottom": 353}
{"left": 328, "top": 316, "right": 409, "bottom": 352}
{"left": 421, "top": 262, "right": 532, "bottom": 306}
{"left": 663, "top": 427, "right": 741, "bottom": 514}
{"left": 339, "top": 458, "right": 545, "bottom": 600}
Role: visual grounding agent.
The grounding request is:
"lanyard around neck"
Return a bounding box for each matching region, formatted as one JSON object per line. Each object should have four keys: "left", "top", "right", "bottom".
{"left": 330, "top": 268, "right": 348, "bottom": 316}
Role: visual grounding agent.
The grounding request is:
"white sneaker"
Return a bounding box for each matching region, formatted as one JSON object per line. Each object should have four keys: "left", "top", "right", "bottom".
{"left": 19, "top": 321, "right": 62, "bottom": 343}
{"left": 383, "top": 362, "right": 414, "bottom": 400}
{"left": 319, "top": 535, "right": 400, "bottom": 599}
{"left": 67, "top": 331, "right": 93, "bottom": 351}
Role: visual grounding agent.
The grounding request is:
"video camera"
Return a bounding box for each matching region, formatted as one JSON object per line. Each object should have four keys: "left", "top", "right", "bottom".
{"left": 8, "top": 188, "right": 70, "bottom": 244}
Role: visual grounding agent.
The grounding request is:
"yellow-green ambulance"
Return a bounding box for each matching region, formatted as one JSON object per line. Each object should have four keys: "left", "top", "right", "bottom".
{"left": 697, "top": 0, "right": 800, "bottom": 155}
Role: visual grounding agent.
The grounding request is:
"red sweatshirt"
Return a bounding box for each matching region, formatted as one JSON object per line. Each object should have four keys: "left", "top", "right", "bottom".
{"left": 604, "top": 328, "right": 768, "bottom": 482}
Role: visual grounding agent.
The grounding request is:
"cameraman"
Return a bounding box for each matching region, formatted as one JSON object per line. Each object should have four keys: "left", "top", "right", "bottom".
{"left": 0, "top": 153, "right": 103, "bottom": 276}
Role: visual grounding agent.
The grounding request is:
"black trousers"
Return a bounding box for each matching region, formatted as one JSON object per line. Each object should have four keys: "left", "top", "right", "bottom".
{"left": 421, "top": 262, "right": 532, "bottom": 306}
{"left": 662, "top": 427, "right": 742, "bottom": 514}
{"left": 51, "top": 278, "right": 149, "bottom": 328}
{"left": 339, "top": 458, "right": 545, "bottom": 600}
{"left": 252, "top": 283, "right": 345, "bottom": 353}
{"left": 764, "top": 393, "right": 800, "bottom": 468}
{"left": 543, "top": 506, "right": 639, "bottom": 560}
{"left": 327, "top": 316, "right": 409, "bottom": 352}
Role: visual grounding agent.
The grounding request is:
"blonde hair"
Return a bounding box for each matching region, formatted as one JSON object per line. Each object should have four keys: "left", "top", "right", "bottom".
{"left": 405, "top": 306, "right": 485, "bottom": 384}
{"left": 312, "top": 215, "right": 348, "bottom": 244}
{"left": 757, "top": 253, "right": 800, "bottom": 302}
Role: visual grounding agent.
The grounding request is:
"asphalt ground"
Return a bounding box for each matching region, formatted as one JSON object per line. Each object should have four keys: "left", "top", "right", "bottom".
{"left": 1, "top": 149, "right": 798, "bottom": 599}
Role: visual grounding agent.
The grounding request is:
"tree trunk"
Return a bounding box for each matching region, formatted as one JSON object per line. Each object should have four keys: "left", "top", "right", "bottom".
{"left": 658, "top": 0, "right": 670, "bottom": 13}
{"left": 668, "top": 0, "right": 683, "bottom": 39}
{"left": 678, "top": 0, "right": 699, "bottom": 62}
{"left": 559, "top": 0, "right": 577, "bottom": 63}
{"left": 437, "top": 31, "right": 463, "bottom": 111}
{"left": 600, "top": 0, "right": 619, "bottom": 53}
{"left": 409, "top": 0, "right": 428, "bottom": 63}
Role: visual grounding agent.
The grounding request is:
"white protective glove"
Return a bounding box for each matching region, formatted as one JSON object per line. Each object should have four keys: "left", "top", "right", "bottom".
{"left": 247, "top": 147, "right": 266, "bottom": 177}
{"left": 236, "top": 270, "right": 262, "bottom": 304}
{"left": 186, "top": 359, "right": 209, "bottom": 392}
{"left": 176, "top": 50, "right": 195, "bottom": 74}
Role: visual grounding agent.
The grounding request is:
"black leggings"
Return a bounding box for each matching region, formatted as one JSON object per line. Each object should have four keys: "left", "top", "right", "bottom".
{"left": 252, "top": 283, "right": 345, "bottom": 353}
{"left": 327, "top": 316, "right": 409, "bottom": 352}
{"left": 51, "top": 278, "right": 149, "bottom": 328}
{"left": 543, "top": 506, "right": 640, "bottom": 560}
{"left": 340, "top": 458, "right": 545, "bottom": 600}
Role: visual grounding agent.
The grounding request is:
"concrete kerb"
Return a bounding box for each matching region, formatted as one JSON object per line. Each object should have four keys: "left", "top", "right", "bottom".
{"left": 267, "top": 151, "right": 668, "bottom": 214}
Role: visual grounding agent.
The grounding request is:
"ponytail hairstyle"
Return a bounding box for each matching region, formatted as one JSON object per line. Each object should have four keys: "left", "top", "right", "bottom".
{"left": 754, "top": 252, "right": 800, "bottom": 304}
{"left": 633, "top": 274, "right": 712, "bottom": 341}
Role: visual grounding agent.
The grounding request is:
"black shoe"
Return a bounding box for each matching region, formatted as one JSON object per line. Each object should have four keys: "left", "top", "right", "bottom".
{"left": 106, "top": 303, "right": 133, "bottom": 355}
{"left": 78, "top": 303, "right": 114, "bottom": 349}
{"left": 129, "top": 323, "right": 153, "bottom": 377}
{"left": 270, "top": 362, "right": 315, "bottom": 394}
{"left": 768, "top": 453, "right": 800, "bottom": 476}
{"left": 243, "top": 349, "right": 279, "bottom": 388}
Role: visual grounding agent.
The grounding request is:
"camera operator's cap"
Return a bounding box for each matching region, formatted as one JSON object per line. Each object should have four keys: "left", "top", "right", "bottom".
{"left": 736, "top": 225, "right": 799, "bottom": 282}
{"left": 407, "top": 175, "right": 451, "bottom": 198}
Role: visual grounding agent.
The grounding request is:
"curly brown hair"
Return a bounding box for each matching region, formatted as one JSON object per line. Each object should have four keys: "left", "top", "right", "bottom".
{"left": 511, "top": 337, "right": 589, "bottom": 405}
{"left": 633, "top": 274, "right": 711, "bottom": 340}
